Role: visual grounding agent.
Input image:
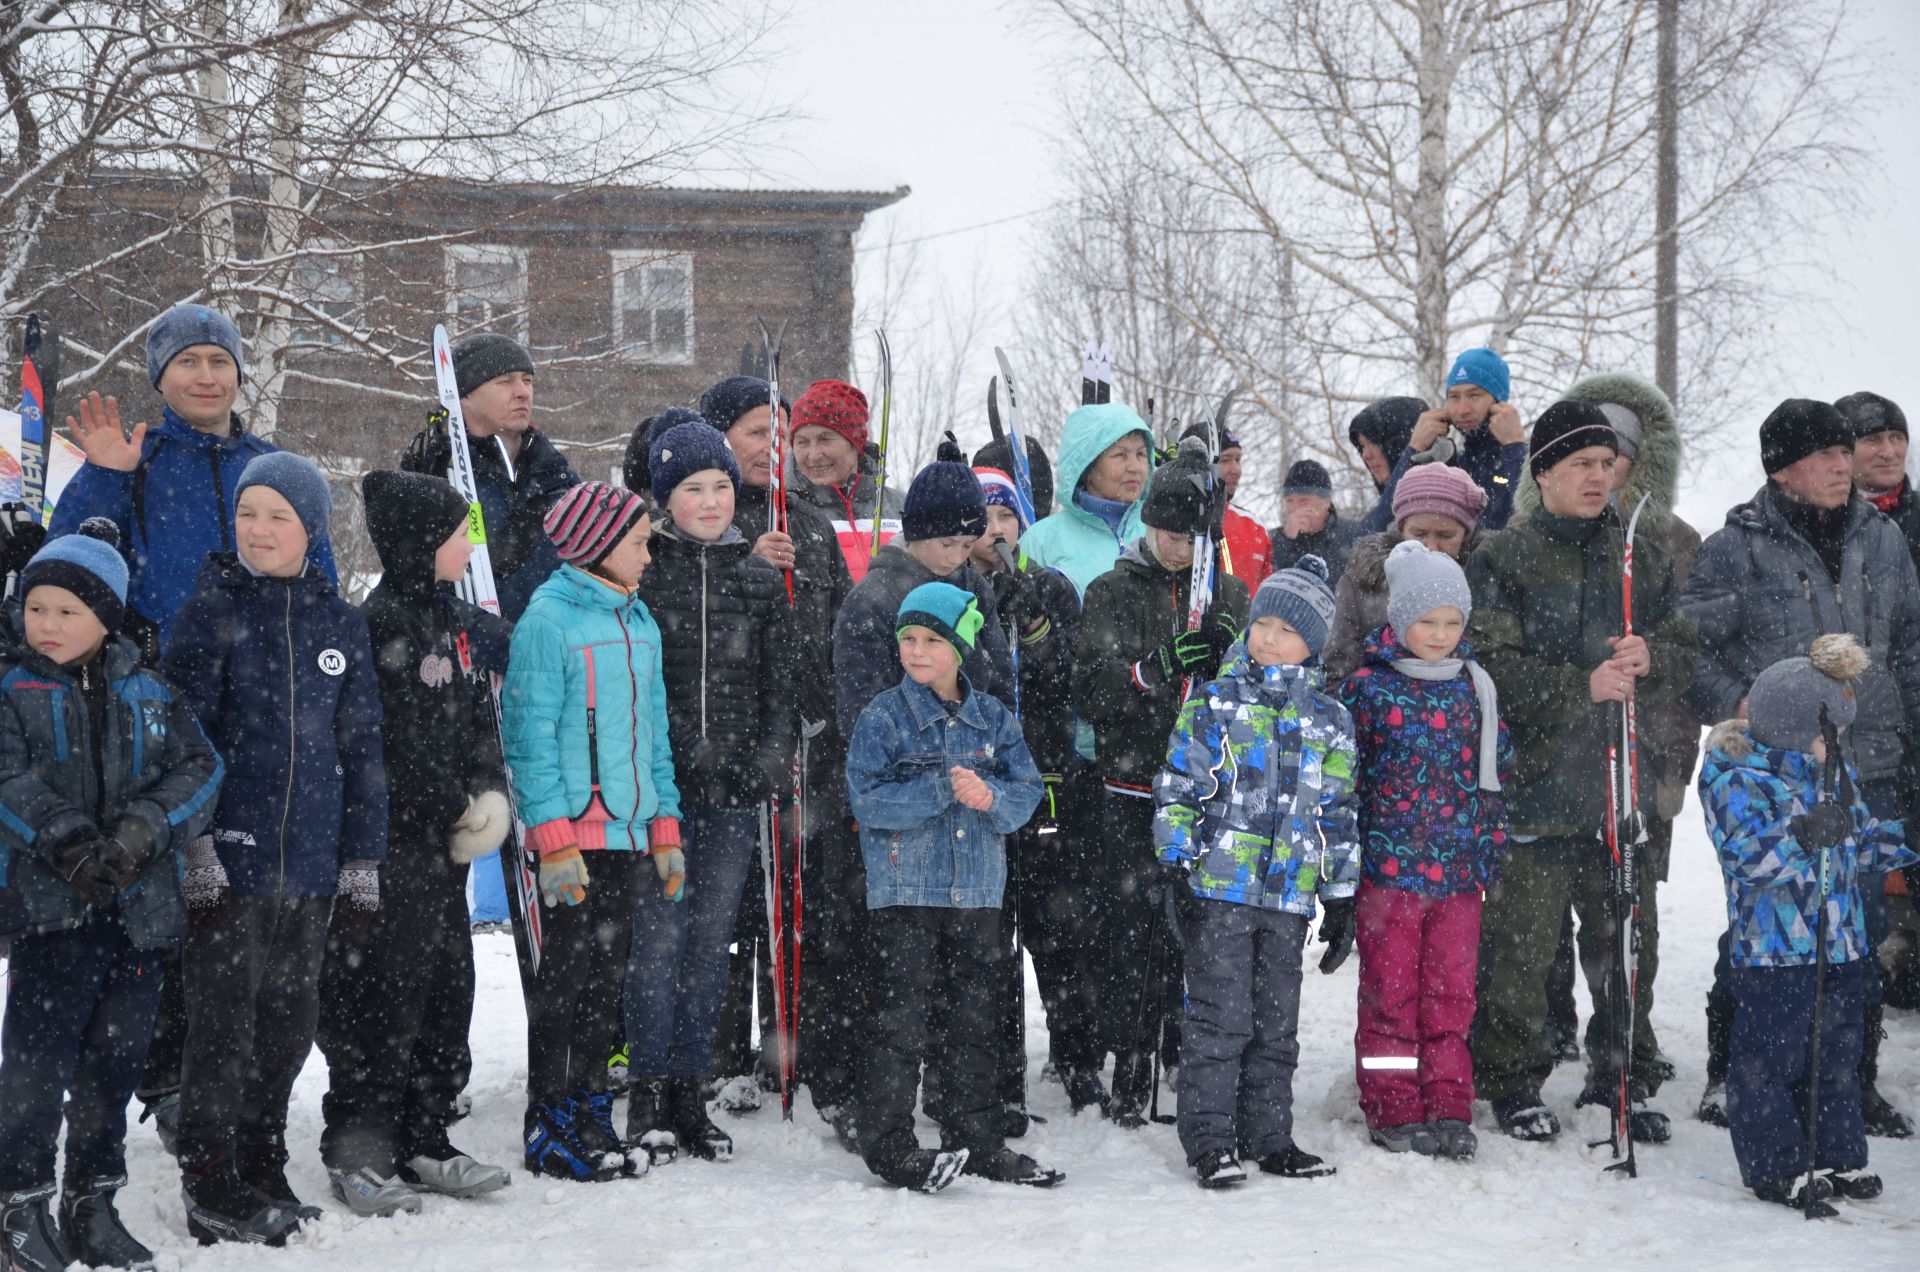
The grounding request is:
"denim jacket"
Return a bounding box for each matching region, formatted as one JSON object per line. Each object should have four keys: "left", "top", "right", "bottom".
{"left": 845, "top": 672, "right": 1044, "bottom": 909}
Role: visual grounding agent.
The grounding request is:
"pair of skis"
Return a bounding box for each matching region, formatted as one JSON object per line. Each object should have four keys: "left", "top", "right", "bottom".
{"left": 1181, "top": 389, "right": 1236, "bottom": 702}
{"left": 1598, "top": 493, "right": 1652, "bottom": 1177}
{"left": 15, "top": 314, "right": 60, "bottom": 521}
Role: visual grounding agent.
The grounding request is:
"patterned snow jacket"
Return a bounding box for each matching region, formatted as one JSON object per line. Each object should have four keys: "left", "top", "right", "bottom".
{"left": 1338, "top": 627, "right": 1512, "bottom": 897}
{"left": 1153, "top": 649, "right": 1359, "bottom": 917}
{"left": 1699, "top": 719, "right": 1914, "bottom": 969}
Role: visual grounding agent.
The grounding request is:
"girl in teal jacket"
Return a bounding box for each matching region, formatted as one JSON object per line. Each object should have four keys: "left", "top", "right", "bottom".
{"left": 501, "top": 481, "right": 681, "bottom": 1184}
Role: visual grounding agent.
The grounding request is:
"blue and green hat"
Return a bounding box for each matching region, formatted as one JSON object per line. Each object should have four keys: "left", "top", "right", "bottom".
{"left": 897, "top": 581, "right": 984, "bottom": 656}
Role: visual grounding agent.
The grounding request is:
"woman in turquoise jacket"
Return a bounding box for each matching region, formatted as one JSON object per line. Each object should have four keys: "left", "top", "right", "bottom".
{"left": 502, "top": 481, "right": 681, "bottom": 1184}
{"left": 1020, "top": 402, "right": 1155, "bottom": 599}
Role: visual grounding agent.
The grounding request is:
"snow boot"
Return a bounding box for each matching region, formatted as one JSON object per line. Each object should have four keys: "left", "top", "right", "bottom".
{"left": 1860, "top": 1003, "right": 1914, "bottom": 1138}
{"left": 400, "top": 1137, "right": 510, "bottom": 1199}
{"left": 1194, "top": 1148, "right": 1246, "bottom": 1190}
{"left": 60, "top": 1175, "right": 155, "bottom": 1271}
{"left": 1546, "top": 1018, "right": 1581, "bottom": 1065}
{"left": 326, "top": 1167, "right": 423, "bottom": 1218}
{"left": 523, "top": 1100, "right": 622, "bottom": 1183}
{"left": 960, "top": 1147, "right": 1065, "bottom": 1188}
{"left": 910, "top": 1148, "right": 970, "bottom": 1194}
{"left": 1109, "top": 1053, "right": 1151, "bottom": 1129}
{"left": 1825, "top": 1167, "right": 1883, "bottom": 1200}
{"left": 711, "top": 1074, "right": 764, "bottom": 1114}
{"left": 1369, "top": 1123, "right": 1439, "bottom": 1155}
{"left": 1253, "top": 1145, "right": 1335, "bottom": 1178}
{"left": 236, "top": 1133, "right": 322, "bottom": 1222}
{"left": 180, "top": 1157, "right": 301, "bottom": 1247}
{"left": 1755, "top": 1171, "right": 1836, "bottom": 1218}
{"left": 574, "top": 1091, "right": 642, "bottom": 1177}
{"left": 669, "top": 1077, "right": 734, "bottom": 1162}
{"left": 3, "top": 1184, "right": 75, "bottom": 1272}
{"left": 137, "top": 1091, "right": 180, "bottom": 1159}
{"left": 624, "top": 1078, "right": 680, "bottom": 1167}
{"left": 1491, "top": 1092, "right": 1561, "bottom": 1142}
{"left": 1429, "top": 1119, "right": 1478, "bottom": 1160}
{"left": 1699, "top": 983, "right": 1733, "bottom": 1127}
{"left": 1575, "top": 1073, "right": 1671, "bottom": 1144}
{"left": 1060, "top": 1067, "right": 1111, "bottom": 1118}
{"left": 1696, "top": 1082, "right": 1729, "bottom": 1128}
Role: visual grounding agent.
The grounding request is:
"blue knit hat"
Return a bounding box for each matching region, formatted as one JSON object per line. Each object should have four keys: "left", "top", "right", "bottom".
{"left": 1250, "top": 554, "right": 1336, "bottom": 659}
{"left": 897, "top": 580, "right": 985, "bottom": 656}
{"left": 699, "top": 375, "right": 789, "bottom": 431}
{"left": 147, "top": 304, "right": 245, "bottom": 388}
{"left": 236, "top": 451, "right": 332, "bottom": 539}
{"left": 649, "top": 419, "right": 740, "bottom": 507}
{"left": 1446, "top": 347, "right": 1510, "bottom": 403}
{"left": 18, "top": 520, "right": 129, "bottom": 633}
{"left": 902, "top": 436, "right": 988, "bottom": 542}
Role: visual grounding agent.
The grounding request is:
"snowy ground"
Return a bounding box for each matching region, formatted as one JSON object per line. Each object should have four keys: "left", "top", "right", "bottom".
{"left": 11, "top": 788, "right": 1919, "bottom": 1270}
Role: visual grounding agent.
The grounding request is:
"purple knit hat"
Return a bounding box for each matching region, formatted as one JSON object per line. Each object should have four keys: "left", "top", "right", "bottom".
{"left": 544, "top": 481, "right": 648, "bottom": 566}
{"left": 1391, "top": 462, "right": 1487, "bottom": 530}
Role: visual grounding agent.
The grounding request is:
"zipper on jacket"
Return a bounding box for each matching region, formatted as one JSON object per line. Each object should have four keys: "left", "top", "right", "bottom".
{"left": 279, "top": 582, "right": 295, "bottom": 895}
{"left": 1795, "top": 570, "right": 1822, "bottom": 632}
{"left": 1861, "top": 563, "right": 1874, "bottom": 648}
{"left": 210, "top": 449, "right": 231, "bottom": 551}
{"left": 699, "top": 549, "right": 710, "bottom": 738}
{"left": 615, "top": 606, "right": 645, "bottom": 849}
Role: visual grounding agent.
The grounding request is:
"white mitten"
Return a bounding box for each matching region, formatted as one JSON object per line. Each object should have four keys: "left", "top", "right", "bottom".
{"left": 449, "top": 789, "right": 512, "bottom": 864}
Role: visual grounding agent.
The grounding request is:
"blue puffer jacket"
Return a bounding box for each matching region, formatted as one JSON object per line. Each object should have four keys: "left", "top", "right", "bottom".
{"left": 0, "top": 636, "right": 223, "bottom": 948}
{"left": 160, "top": 554, "right": 387, "bottom": 896}
{"left": 1699, "top": 720, "right": 1914, "bottom": 969}
{"left": 1019, "top": 403, "right": 1153, "bottom": 599}
{"left": 503, "top": 564, "right": 682, "bottom": 857}
{"left": 49, "top": 408, "right": 338, "bottom": 643}
{"left": 845, "top": 672, "right": 1044, "bottom": 910}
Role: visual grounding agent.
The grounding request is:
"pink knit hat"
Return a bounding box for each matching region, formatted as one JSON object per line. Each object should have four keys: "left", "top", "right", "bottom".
{"left": 1391, "top": 462, "right": 1487, "bottom": 529}
{"left": 544, "top": 481, "right": 648, "bottom": 566}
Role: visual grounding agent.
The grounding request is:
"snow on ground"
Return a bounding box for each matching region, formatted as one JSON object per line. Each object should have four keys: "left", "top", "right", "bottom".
{"left": 13, "top": 787, "right": 1918, "bottom": 1269}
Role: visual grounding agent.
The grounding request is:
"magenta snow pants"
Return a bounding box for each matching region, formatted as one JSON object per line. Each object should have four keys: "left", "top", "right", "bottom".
{"left": 1354, "top": 881, "right": 1481, "bottom": 1130}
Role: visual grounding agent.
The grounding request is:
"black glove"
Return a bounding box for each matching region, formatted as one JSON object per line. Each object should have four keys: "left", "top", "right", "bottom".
{"left": 402, "top": 415, "right": 452, "bottom": 476}
{"left": 1029, "top": 774, "right": 1066, "bottom": 839}
{"left": 0, "top": 502, "right": 47, "bottom": 583}
{"left": 754, "top": 749, "right": 794, "bottom": 803}
{"left": 1197, "top": 608, "right": 1238, "bottom": 673}
{"left": 50, "top": 830, "right": 118, "bottom": 907}
{"left": 1138, "top": 627, "right": 1219, "bottom": 687}
{"left": 1317, "top": 896, "right": 1356, "bottom": 974}
{"left": 991, "top": 566, "right": 1045, "bottom": 637}
{"left": 1791, "top": 801, "right": 1854, "bottom": 855}
{"left": 96, "top": 836, "right": 143, "bottom": 894}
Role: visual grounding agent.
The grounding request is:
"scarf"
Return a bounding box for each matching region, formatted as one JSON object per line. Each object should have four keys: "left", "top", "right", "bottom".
{"left": 1388, "top": 654, "right": 1502, "bottom": 793}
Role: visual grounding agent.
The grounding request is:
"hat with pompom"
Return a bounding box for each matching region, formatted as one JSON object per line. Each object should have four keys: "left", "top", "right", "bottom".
{"left": 1250, "top": 553, "right": 1336, "bottom": 659}
{"left": 18, "top": 519, "right": 129, "bottom": 633}
{"left": 902, "top": 435, "right": 988, "bottom": 541}
{"left": 1747, "top": 634, "right": 1868, "bottom": 753}
{"left": 1385, "top": 538, "right": 1472, "bottom": 638}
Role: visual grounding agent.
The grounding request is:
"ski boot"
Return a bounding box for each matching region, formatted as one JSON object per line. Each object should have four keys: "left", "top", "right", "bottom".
{"left": 669, "top": 1077, "right": 734, "bottom": 1162}
{"left": 327, "top": 1167, "right": 424, "bottom": 1217}
{"left": 904, "top": 1148, "right": 969, "bottom": 1194}
{"left": 523, "top": 1100, "right": 623, "bottom": 1183}
{"left": 1825, "top": 1167, "right": 1883, "bottom": 1200}
{"left": 1108, "top": 1052, "right": 1152, "bottom": 1130}
{"left": 1491, "top": 1092, "right": 1561, "bottom": 1142}
{"left": 575, "top": 1090, "right": 642, "bottom": 1177}
{"left": 625, "top": 1078, "right": 680, "bottom": 1168}
{"left": 60, "top": 1175, "right": 155, "bottom": 1271}
{"left": 1252, "top": 1144, "right": 1335, "bottom": 1178}
{"left": 1755, "top": 1171, "right": 1836, "bottom": 1218}
{"left": 401, "top": 1135, "right": 510, "bottom": 1199}
{"left": 3, "top": 1184, "right": 74, "bottom": 1272}
{"left": 137, "top": 1090, "right": 181, "bottom": 1159}
{"left": 1575, "top": 1073, "right": 1671, "bottom": 1144}
{"left": 1060, "top": 1067, "right": 1112, "bottom": 1119}
{"left": 960, "top": 1147, "right": 1065, "bottom": 1188}
{"left": 1194, "top": 1148, "right": 1246, "bottom": 1190}
{"left": 181, "top": 1157, "right": 301, "bottom": 1246}
{"left": 237, "top": 1133, "right": 323, "bottom": 1222}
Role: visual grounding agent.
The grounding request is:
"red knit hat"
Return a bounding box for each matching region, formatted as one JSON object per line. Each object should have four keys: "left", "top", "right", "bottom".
{"left": 792, "top": 379, "right": 870, "bottom": 452}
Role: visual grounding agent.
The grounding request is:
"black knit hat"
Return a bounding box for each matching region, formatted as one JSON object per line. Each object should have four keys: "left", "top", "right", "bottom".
{"left": 1178, "top": 417, "right": 1243, "bottom": 455}
{"left": 1348, "top": 397, "right": 1427, "bottom": 467}
{"left": 1283, "top": 459, "right": 1333, "bottom": 499}
{"left": 451, "top": 332, "right": 535, "bottom": 399}
{"left": 1760, "top": 398, "right": 1853, "bottom": 475}
{"left": 1529, "top": 400, "right": 1619, "bottom": 477}
{"left": 1835, "top": 391, "right": 1907, "bottom": 442}
{"left": 699, "top": 375, "right": 789, "bottom": 432}
{"left": 1141, "top": 437, "right": 1212, "bottom": 535}
{"left": 17, "top": 518, "right": 128, "bottom": 634}
{"left": 623, "top": 406, "right": 705, "bottom": 498}
{"left": 902, "top": 435, "right": 988, "bottom": 542}
{"left": 972, "top": 436, "right": 1055, "bottom": 520}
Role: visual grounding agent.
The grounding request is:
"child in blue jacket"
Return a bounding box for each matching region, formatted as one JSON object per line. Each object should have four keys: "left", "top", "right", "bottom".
{"left": 502, "top": 481, "right": 680, "bottom": 1184}
{"left": 845, "top": 582, "right": 1050, "bottom": 1193}
{"left": 160, "top": 452, "right": 387, "bottom": 1245}
{"left": 0, "top": 525, "right": 222, "bottom": 1272}
{"left": 1700, "top": 635, "right": 1914, "bottom": 1217}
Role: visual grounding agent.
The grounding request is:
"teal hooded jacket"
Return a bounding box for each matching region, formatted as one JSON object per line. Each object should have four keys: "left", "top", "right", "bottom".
{"left": 1020, "top": 403, "right": 1154, "bottom": 598}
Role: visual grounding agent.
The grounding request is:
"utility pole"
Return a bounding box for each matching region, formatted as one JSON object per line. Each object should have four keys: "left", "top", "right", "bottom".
{"left": 1655, "top": 0, "right": 1679, "bottom": 405}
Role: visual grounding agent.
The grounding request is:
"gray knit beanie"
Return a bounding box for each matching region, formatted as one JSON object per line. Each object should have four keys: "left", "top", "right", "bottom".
{"left": 1747, "top": 635, "right": 1867, "bottom": 753}
{"left": 1385, "top": 539, "right": 1472, "bottom": 638}
{"left": 1250, "top": 554, "right": 1336, "bottom": 659}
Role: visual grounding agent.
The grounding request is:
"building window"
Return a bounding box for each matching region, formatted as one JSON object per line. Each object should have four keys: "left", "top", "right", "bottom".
{"left": 446, "top": 244, "right": 528, "bottom": 341}
{"left": 612, "top": 251, "right": 693, "bottom": 364}
{"left": 287, "top": 243, "right": 359, "bottom": 346}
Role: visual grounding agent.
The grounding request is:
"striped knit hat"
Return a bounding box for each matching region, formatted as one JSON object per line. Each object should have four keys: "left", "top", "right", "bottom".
{"left": 544, "top": 481, "right": 648, "bottom": 567}
{"left": 973, "top": 466, "right": 1026, "bottom": 527}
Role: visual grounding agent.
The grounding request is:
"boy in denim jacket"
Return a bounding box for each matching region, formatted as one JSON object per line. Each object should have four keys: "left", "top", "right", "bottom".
{"left": 845, "top": 582, "right": 1050, "bottom": 1193}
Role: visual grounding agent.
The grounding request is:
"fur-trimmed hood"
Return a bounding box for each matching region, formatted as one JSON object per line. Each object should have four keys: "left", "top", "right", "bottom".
{"left": 1703, "top": 717, "right": 1754, "bottom": 761}
{"left": 1342, "top": 524, "right": 1489, "bottom": 596}
{"left": 1515, "top": 372, "right": 1682, "bottom": 535}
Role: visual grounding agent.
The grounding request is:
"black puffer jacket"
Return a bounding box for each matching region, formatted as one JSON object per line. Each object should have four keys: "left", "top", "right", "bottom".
{"left": 732, "top": 480, "right": 852, "bottom": 731}
{"left": 360, "top": 470, "right": 510, "bottom": 856}
{"left": 638, "top": 521, "right": 798, "bottom": 810}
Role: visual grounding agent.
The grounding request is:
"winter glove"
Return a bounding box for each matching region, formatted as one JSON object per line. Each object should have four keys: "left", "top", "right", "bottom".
{"left": 1148, "top": 860, "right": 1198, "bottom": 945}
{"left": 753, "top": 749, "right": 793, "bottom": 804}
{"left": 1029, "top": 774, "right": 1066, "bottom": 840}
{"left": 539, "top": 846, "right": 590, "bottom": 908}
{"left": 182, "top": 834, "right": 230, "bottom": 911}
{"left": 1792, "top": 801, "right": 1854, "bottom": 856}
{"left": 0, "top": 502, "right": 47, "bottom": 584}
{"left": 105, "top": 815, "right": 158, "bottom": 887}
{"left": 96, "top": 835, "right": 144, "bottom": 895}
{"left": 1316, "top": 896, "right": 1356, "bottom": 974}
{"left": 49, "top": 829, "right": 118, "bottom": 907}
{"left": 1134, "top": 628, "right": 1218, "bottom": 689}
{"left": 449, "top": 789, "right": 512, "bottom": 864}
{"left": 402, "top": 414, "right": 453, "bottom": 477}
{"left": 651, "top": 817, "right": 686, "bottom": 903}
{"left": 1196, "top": 608, "right": 1237, "bottom": 673}
{"left": 990, "top": 564, "right": 1046, "bottom": 638}
{"left": 337, "top": 860, "right": 381, "bottom": 913}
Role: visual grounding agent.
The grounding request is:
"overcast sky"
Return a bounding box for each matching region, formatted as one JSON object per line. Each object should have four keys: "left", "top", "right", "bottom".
{"left": 761, "top": 0, "right": 1919, "bottom": 529}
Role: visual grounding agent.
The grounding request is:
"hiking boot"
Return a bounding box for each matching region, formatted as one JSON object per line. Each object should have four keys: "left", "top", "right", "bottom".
{"left": 669, "top": 1077, "right": 733, "bottom": 1162}
{"left": 1194, "top": 1148, "right": 1246, "bottom": 1190}
{"left": 181, "top": 1157, "right": 300, "bottom": 1246}
{"left": 1253, "top": 1145, "right": 1335, "bottom": 1178}
{"left": 1369, "top": 1123, "right": 1440, "bottom": 1155}
{"left": 60, "top": 1175, "right": 155, "bottom": 1271}
{"left": 400, "top": 1138, "right": 510, "bottom": 1199}
{"left": 523, "top": 1100, "right": 622, "bottom": 1183}
{"left": 3, "top": 1184, "right": 75, "bottom": 1272}
{"left": 1491, "top": 1093, "right": 1560, "bottom": 1142}
{"left": 326, "top": 1167, "right": 423, "bottom": 1217}
{"left": 625, "top": 1078, "right": 680, "bottom": 1168}
{"left": 1429, "top": 1119, "right": 1478, "bottom": 1160}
